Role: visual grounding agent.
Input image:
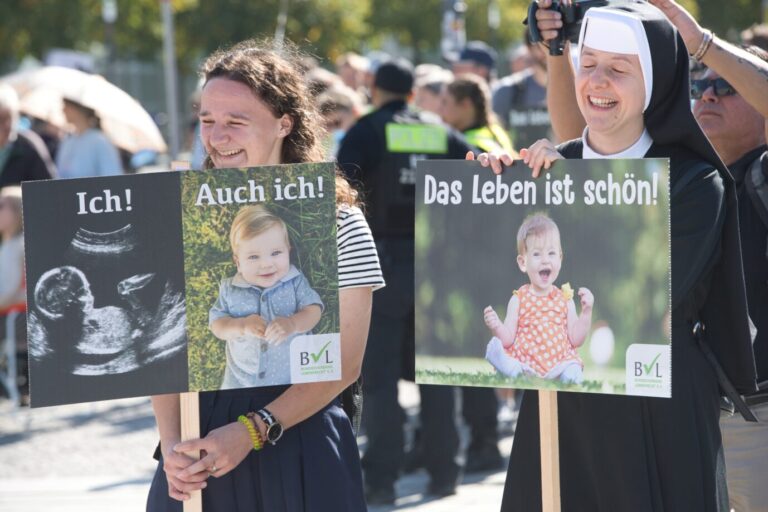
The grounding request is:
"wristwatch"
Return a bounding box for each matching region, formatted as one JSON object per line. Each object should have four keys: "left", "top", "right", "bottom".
{"left": 255, "top": 408, "right": 284, "bottom": 445}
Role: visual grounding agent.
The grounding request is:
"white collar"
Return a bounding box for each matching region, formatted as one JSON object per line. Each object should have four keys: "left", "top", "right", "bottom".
{"left": 581, "top": 127, "right": 653, "bottom": 159}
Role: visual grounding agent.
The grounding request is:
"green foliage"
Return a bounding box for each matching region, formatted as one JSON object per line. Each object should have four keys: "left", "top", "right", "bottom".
{"left": 175, "top": 0, "right": 372, "bottom": 70}
{"left": 0, "top": 0, "right": 762, "bottom": 69}
{"left": 698, "top": 0, "right": 762, "bottom": 38}
{"left": 415, "top": 355, "right": 625, "bottom": 393}
{"left": 182, "top": 163, "right": 339, "bottom": 391}
{"left": 464, "top": 0, "right": 529, "bottom": 49}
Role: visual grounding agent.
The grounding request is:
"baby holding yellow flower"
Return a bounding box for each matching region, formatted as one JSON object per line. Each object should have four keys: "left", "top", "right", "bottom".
{"left": 484, "top": 213, "right": 593, "bottom": 384}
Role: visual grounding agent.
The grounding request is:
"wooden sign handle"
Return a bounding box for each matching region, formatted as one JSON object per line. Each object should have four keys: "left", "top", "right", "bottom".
{"left": 174, "top": 161, "right": 199, "bottom": 510}
{"left": 181, "top": 392, "right": 202, "bottom": 512}
{"left": 539, "top": 390, "right": 561, "bottom": 512}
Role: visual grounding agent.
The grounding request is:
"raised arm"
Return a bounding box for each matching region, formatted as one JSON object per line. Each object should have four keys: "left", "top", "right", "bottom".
{"left": 567, "top": 287, "right": 593, "bottom": 348}
{"left": 533, "top": 0, "right": 586, "bottom": 141}
{"left": 650, "top": 0, "right": 768, "bottom": 117}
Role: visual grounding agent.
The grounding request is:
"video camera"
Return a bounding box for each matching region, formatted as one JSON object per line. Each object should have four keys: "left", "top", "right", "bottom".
{"left": 527, "top": 0, "right": 609, "bottom": 56}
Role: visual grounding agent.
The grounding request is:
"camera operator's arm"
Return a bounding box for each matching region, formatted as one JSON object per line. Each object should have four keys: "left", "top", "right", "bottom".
{"left": 651, "top": 0, "right": 768, "bottom": 117}
{"left": 534, "top": 0, "right": 586, "bottom": 142}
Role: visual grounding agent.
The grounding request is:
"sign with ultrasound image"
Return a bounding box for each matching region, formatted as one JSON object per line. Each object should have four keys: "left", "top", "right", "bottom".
{"left": 23, "top": 172, "right": 189, "bottom": 407}
{"left": 22, "top": 164, "right": 340, "bottom": 407}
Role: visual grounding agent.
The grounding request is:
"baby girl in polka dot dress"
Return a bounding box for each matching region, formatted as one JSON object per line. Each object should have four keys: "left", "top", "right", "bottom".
{"left": 484, "top": 213, "right": 593, "bottom": 384}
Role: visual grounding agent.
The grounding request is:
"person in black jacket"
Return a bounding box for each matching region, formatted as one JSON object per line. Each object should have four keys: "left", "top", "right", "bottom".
{"left": 0, "top": 85, "right": 56, "bottom": 186}
{"left": 479, "top": 3, "right": 757, "bottom": 510}
{"left": 337, "top": 58, "right": 481, "bottom": 504}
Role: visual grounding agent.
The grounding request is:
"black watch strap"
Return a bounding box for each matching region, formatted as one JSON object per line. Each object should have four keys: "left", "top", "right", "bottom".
{"left": 256, "top": 408, "right": 283, "bottom": 445}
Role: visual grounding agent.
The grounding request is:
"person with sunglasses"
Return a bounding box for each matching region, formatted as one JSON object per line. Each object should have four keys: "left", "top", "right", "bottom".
{"left": 649, "top": 2, "right": 768, "bottom": 510}
{"left": 690, "top": 76, "right": 735, "bottom": 100}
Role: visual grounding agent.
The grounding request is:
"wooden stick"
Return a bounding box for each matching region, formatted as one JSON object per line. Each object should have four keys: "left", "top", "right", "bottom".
{"left": 539, "top": 390, "right": 561, "bottom": 512}
{"left": 175, "top": 162, "right": 199, "bottom": 510}
{"left": 181, "top": 392, "right": 202, "bottom": 512}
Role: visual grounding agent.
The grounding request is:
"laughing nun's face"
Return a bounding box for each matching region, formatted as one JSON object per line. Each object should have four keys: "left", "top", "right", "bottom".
{"left": 575, "top": 47, "right": 646, "bottom": 153}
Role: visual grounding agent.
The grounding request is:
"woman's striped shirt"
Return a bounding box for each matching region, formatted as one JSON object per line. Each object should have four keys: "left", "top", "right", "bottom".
{"left": 336, "top": 206, "right": 385, "bottom": 290}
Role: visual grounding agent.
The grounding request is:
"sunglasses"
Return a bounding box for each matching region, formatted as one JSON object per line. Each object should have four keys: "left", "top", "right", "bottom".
{"left": 690, "top": 78, "right": 736, "bottom": 100}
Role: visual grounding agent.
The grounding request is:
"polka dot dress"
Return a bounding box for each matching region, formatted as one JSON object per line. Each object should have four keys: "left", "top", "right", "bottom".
{"left": 507, "top": 284, "right": 582, "bottom": 376}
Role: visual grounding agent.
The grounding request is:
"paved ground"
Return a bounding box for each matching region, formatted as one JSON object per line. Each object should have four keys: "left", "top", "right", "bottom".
{"left": 0, "top": 382, "right": 514, "bottom": 511}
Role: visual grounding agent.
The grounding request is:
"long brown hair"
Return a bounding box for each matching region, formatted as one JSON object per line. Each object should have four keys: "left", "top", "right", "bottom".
{"left": 199, "top": 39, "right": 359, "bottom": 207}
{"left": 446, "top": 75, "right": 496, "bottom": 128}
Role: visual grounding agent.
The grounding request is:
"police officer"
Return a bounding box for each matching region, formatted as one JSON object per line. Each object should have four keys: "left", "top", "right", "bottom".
{"left": 337, "top": 58, "right": 473, "bottom": 505}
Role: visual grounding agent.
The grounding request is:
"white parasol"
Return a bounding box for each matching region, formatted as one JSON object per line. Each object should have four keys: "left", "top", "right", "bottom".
{"left": 1, "top": 66, "right": 167, "bottom": 153}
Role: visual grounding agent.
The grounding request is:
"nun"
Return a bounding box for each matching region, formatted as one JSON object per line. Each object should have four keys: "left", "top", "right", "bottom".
{"left": 484, "top": 3, "right": 758, "bottom": 510}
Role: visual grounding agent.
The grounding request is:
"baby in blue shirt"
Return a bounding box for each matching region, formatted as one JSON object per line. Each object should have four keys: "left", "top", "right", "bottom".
{"left": 209, "top": 205, "right": 323, "bottom": 388}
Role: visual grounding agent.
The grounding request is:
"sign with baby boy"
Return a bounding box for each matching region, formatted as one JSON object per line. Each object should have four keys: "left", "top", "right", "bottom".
{"left": 22, "top": 163, "right": 340, "bottom": 407}
{"left": 415, "top": 158, "right": 671, "bottom": 398}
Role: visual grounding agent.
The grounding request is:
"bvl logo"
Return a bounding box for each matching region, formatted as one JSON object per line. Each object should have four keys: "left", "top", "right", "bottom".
{"left": 300, "top": 339, "right": 334, "bottom": 366}
{"left": 634, "top": 352, "right": 662, "bottom": 378}
{"left": 626, "top": 344, "right": 671, "bottom": 398}
{"left": 290, "top": 334, "right": 341, "bottom": 383}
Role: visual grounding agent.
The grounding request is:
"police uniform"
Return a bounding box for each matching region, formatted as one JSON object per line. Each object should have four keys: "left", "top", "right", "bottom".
{"left": 338, "top": 97, "right": 473, "bottom": 499}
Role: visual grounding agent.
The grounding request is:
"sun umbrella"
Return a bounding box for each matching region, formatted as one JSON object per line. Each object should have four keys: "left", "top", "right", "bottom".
{"left": 1, "top": 66, "right": 167, "bottom": 154}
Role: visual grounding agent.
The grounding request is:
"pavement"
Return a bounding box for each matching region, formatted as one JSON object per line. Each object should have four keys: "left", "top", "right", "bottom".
{"left": 0, "top": 382, "right": 514, "bottom": 512}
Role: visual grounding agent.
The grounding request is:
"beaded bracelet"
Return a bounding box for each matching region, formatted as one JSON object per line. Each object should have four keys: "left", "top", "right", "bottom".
{"left": 238, "top": 414, "right": 264, "bottom": 451}
{"left": 692, "top": 29, "right": 714, "bottom": 62}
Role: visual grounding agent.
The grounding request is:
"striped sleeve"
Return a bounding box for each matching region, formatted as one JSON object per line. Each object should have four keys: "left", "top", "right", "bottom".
{"left": 336, "top": 206, "right": 385, "bottom": 290}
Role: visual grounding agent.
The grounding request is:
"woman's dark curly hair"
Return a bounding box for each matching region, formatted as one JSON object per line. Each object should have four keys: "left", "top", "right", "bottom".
{"left": 199, "top": 39, "right": 359, "bottom": 206}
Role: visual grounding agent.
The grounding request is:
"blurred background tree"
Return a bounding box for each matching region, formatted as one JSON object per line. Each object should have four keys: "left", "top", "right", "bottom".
{"left": 3, "top": 0, "right": 752, "bottom": 71}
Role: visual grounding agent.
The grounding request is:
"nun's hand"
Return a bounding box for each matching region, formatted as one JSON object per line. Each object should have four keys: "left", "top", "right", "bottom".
{"left": 534, "top": 0, "right": 565, "bottom": 45}
{"left": 648, "top": 0, "right": 704, "bottom": 53}
{"left": 467, "top": 150, "right": 514, "bottom": 175}
{"left": 519, "top": 139, "right": 563, "bottom": 178}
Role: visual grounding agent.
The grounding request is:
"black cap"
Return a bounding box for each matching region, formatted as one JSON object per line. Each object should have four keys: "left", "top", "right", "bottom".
{"left": 373, "top": 58, "right": 414, "bottom": 94}
{"left": 459, "top": 41, "right": 497, "bottom": 70}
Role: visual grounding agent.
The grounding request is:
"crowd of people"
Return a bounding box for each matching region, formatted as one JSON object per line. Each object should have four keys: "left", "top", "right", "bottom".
{"left": 2, "top": 0, "right": 768, "bottom": 510}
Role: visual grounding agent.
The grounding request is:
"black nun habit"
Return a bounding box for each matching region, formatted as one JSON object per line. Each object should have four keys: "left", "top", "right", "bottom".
{"left": 502, "top": 2, "right": 757, "bottom": 511}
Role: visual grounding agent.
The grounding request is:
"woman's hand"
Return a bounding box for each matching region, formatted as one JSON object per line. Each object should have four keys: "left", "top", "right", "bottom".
{"left": 648, "top": 0, "right": 704, "bottom": 53}
{"left": 519, "top": 139, "right": 563, "bottom": 178}
{"left": 161, "top": 440, "right": 208, "bottom": 501}
{"left": 466, "top": 150, "right": 515, "bottom": 175}
{"left": 174, "top": 421, "right": 253, "bottom": 481}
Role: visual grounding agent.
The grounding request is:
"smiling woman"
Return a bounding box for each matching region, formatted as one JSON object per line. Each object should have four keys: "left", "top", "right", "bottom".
{"left": 574, "top": 49, "right": 646, "bottom": 154}
{"left": 490, "top": 3, "right": 757, "bottom": 511}
{"left": 199, "top": 78, "right": 290, "bottom": 168}
{"left": 147, "top": 39, "right": 385, "bottom": 512}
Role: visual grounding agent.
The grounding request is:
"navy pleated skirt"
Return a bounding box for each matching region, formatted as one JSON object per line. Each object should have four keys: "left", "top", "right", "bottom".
{"left": 146, "top": 386, "right": 367, "bottom": 512}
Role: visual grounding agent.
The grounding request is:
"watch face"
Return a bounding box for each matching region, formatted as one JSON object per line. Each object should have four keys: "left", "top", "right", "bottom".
{"left": 266, "top": 422, "right": 283, "bottom": 443}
